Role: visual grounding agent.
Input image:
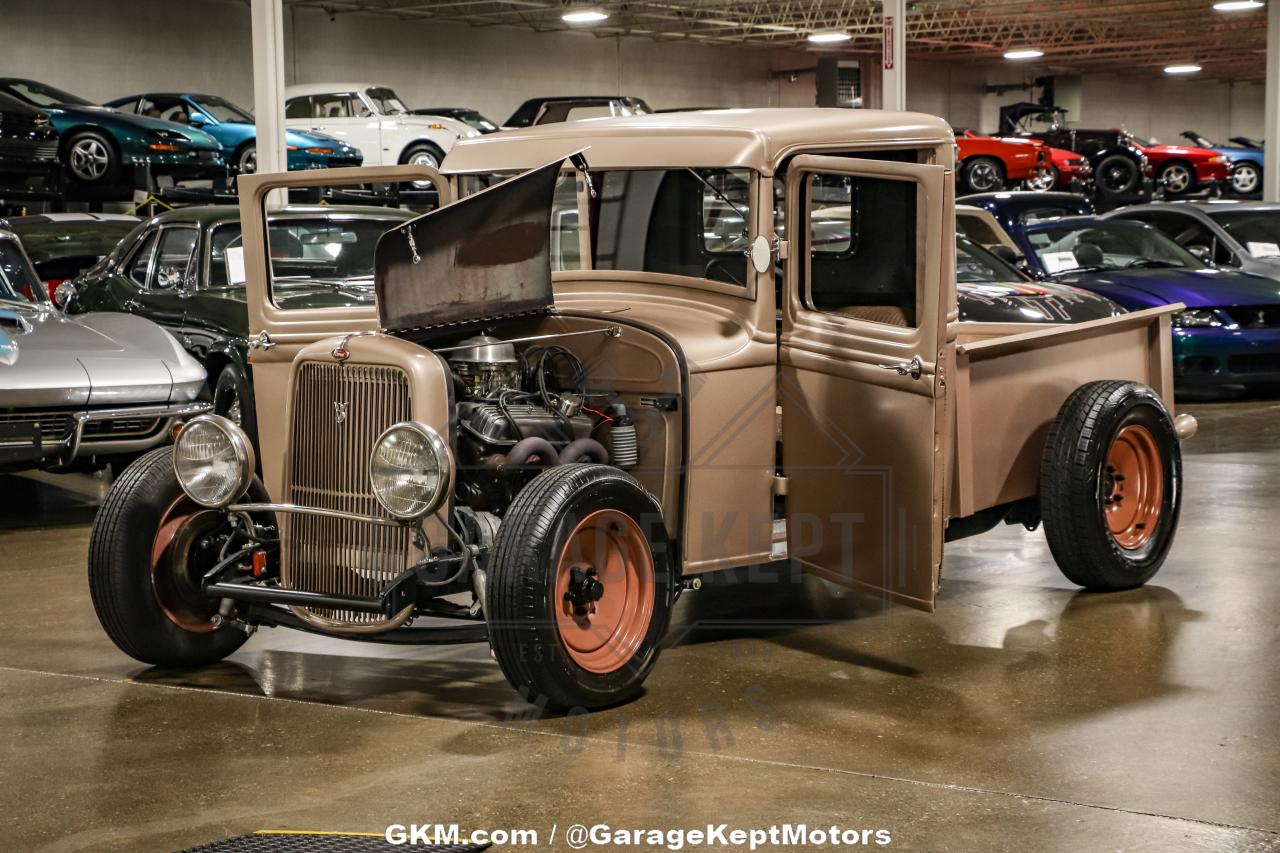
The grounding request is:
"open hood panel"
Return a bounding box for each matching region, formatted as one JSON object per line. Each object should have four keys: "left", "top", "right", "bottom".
{"left": 375, "top": 157, "right": 564, "bottom": 331}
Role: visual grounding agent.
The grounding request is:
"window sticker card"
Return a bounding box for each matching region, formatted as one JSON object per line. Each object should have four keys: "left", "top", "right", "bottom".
{"left": 1246, "top": 241, "right": 1280, "bottom": 259}
{"left": 1041, "top": 251, "right": 1080, "bottom": 273}
{"left": 225, "top": 246, "right": 247, "bottom": 285}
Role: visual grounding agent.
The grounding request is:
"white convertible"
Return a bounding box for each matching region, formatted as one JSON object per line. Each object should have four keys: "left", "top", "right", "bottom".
{"left": 284, "top": 83, "right": 479, "bottom": 170}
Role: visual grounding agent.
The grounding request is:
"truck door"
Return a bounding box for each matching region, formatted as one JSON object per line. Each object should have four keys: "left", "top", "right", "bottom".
{"left": 779, "top": 154, "right": 953, "bottom": 612}
{"left": 235, "top": 165, "right": 451, "bottom": 494}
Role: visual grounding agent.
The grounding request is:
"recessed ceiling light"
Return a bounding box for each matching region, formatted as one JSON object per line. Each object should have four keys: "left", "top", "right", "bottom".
{"left": 1164, "top": 63, "right": 1203, "bottom": 74}
{"left": 808, "top": 30, "right": 852, "bottom": 44}
{"left": 1213, "top": 1, "right": 1264, "bottom": 11}
{"left": 562, "top": 6, "right": 609, "bottom": 24}
{"left": 1004, "top": 48, "right": 1045, "bottom": 60}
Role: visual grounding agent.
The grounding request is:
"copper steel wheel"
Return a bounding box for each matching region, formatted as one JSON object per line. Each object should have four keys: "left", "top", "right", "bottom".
{"left": 1041, "top": 380, "right": 1182, "bottom": 591}
{"left": 88, "top": 447, "right": 258, "bottom": 667}
{"left": 487, "top": 464, "right": 675, "bottom": 711}
{"left": 1103, "top": 425, "right": 1164, "bottom": 550}
{"left": 553, "top": 509, "right": 656, "bottom": 674}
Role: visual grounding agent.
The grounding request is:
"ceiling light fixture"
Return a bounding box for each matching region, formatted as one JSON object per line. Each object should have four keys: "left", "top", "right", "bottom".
{"left": 562, "top": 5, "right": 609, "bottom": 24}
{"left": 1164, "top": 63, "right": 1203, "bottom": 74}
{"left": 808, "top": 30, "right": 852, "bottom": 44}
{"left": 1003, "top": 48, "right": 1045, "bottom": 60}
{"left": 1212, "top": 1, "right": 1264, "bottom": 11}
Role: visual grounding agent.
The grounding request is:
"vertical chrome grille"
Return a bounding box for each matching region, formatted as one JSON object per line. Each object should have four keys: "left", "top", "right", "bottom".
{"left": 282, "top": 361, "right": 412, "bottom": 630}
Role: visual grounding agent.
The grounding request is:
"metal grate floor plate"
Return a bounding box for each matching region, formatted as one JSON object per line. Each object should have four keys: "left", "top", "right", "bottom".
{"left": 178, "top": 833, "right": 491, "bottom": 853}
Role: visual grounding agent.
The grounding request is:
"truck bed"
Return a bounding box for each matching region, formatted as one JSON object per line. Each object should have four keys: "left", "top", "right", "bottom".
{"left": 949, "top": 305, "right": 1182, "bottom": 519}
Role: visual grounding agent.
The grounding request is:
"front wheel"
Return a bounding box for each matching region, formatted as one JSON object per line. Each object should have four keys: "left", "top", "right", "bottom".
{"left": 1024, "top": 167, "right": 1059, "bottom": 191}
{"left": 236, "top": 143, "right": 257, "bottom": 174}
{"left": 88, "top": 447, "right": 252, "bottom": 666}
{"left": 65, "top": 130, "right": 119, "bottom": 185}
{"left": 213, "top": 362, "right": 259, "bottom": 451}
{"left": 1230, "top": 162, "right": 1262, "bottom": 195}
{"left": 1040, "top": 380, "right": 1182, "bottom": 591}
{"left": 1159, "top": 161, "right": 1195, "bottom": 196}
{"left": 487, "top": 464, "right": 675, "bottom": 711}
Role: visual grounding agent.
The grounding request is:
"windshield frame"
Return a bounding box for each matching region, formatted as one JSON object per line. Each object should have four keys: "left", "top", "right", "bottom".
{"left": 364, "top": 87, "right": 408, "bottom": 117}
{"left": 0, "top": 235, "right": 49, "bottom": 305}
{"left": 956, "top": 236, "right": 1024, "bottom": 284}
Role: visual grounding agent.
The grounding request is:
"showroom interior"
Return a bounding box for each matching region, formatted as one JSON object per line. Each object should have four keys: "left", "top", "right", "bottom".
{"left": 3, "top": 0, "right": 1280, "bottom": 851}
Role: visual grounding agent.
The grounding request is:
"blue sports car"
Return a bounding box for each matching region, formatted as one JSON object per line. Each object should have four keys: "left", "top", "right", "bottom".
{"left": 1019, "top": 215, "right": 1280, "bottom": 391}
{"left": 104, "top": 92, "right": 362, "bottom": 174}
{"left": 0, "top": 78, "right": 224, "bottom": 188}
{"left": 1182, "top": 130, "right": 1264, "bottom": 197}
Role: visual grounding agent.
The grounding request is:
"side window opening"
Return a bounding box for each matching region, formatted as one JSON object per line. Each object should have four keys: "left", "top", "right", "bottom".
{"left": 802, "top": 172, "right": 917, "bottom": 328}
{"left": 127, "top": 231, "right": 160, "bottom": 287}
{"left": 150, "top": 228, "right": 198, "bottom": 290}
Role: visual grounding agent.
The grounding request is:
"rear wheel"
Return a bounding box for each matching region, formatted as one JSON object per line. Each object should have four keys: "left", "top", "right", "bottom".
{"left": 1230, "top": 162, "right": 1261, "bottom": 195}
{"left": 962, "top": 156, "right": 1005, "bottom": 193}
{"left": 487, "top": 464, "right": 675, "bottom": 711}
{"left": 88, "top": 447, "right": 250, "bottom": 666}
{"left": 1040, "top": 380, "right": 1181, "bottom": 590}
{"left": 1096, "top": 154, "right": 1140, "bottom": 198}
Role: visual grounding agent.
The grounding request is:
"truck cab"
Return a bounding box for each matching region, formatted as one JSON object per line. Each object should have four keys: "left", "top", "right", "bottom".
{"left": 87, "top": 110, "right": 1194, "bottom": 711}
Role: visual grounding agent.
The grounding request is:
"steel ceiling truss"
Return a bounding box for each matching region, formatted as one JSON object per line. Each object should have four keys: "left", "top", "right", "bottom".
{"left": 283, "top": 0, "right": 1268, "bottom": 81}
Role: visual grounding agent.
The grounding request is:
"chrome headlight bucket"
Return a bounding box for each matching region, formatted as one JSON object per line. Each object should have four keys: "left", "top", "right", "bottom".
{"left": 368, "top": 422, "right": 452, "bottom": 520}
{"left": 172, "top": 415, "right": 256, "bottom": 508}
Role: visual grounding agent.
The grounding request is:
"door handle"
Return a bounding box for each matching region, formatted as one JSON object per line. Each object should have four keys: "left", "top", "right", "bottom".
{"left": 877, "top": 355, "right": 924, "bottom": 380}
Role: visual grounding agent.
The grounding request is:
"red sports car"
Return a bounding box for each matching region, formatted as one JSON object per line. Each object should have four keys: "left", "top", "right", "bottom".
{"left": 1125, "top": 134, "right": 1229, "bottom": 196}
{"left": 1025, "top": 147, "right": 1094, "bottom": 192}
{"left": 955, "top": 129, "right": 1049, "bottom": 194}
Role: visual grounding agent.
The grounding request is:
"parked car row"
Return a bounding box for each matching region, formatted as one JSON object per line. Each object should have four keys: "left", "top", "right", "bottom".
{"left": 959, "top": 190, "right": 1280, "bottom": 392}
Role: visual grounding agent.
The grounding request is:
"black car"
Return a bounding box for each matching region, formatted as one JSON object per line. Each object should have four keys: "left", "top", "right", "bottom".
{"left": 411, "top": 107, "right": 500, "bottom": 134}
{"left": 0, "top": 212, "right": 139, "bottom": 299}
{"left": 503, "top": 95, "right": 652, "bottom": 128}
{"left": 0, "top": 91, "right": 61, "bottom": 204}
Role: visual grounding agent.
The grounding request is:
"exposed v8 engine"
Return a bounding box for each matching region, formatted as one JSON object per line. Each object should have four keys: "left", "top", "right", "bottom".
{"left": 446, "top": 334, "right": 618, "bottom": 511}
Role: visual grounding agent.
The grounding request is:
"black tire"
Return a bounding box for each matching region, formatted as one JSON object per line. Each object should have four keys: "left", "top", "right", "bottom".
{"left": 1096, "top": 154, "right": 1140, "bottom": 198}
{"left": 64, "top": 130, "right": 119, "bottom": 185}
{"left": 962, "top": 156, "right": 1005, "bottom": 193}
{"left": 235, "top": 142, "right": 257, "bottom": 174}
{"left": 88, "top": 447, "right": 250, "bottom": 666}
{"left": 1230, "top": 161, "right": 1262, "bottom": 196}
{"left": 487, "top": 464, "right": 675, "bottom": 711}
{"left": 1040, "top": 380, "right": 1182, "bottom": 591}
{"left": 1158, "top": 160, "right": 1195, "bottom": 197}
{"left": 213, "top": 362, "right": 259, "bottom": 451}
{"left": 400, "top": 142, "right": 445, "bottom": 170}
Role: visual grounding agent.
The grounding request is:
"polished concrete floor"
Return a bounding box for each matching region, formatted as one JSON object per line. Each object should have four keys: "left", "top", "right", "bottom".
{"left": 3, "top": 401, "right": 1280, "bottom": 852}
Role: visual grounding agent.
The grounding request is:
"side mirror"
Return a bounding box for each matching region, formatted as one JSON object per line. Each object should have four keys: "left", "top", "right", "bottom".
{"left": 53, "top": 280, "right": 76, "bottom": 310}
{"left": 1187, "top": 245, "right": 1212, "bottom": 263}
{"left": 187, "top": 112, "right": 208, "bottom": 127}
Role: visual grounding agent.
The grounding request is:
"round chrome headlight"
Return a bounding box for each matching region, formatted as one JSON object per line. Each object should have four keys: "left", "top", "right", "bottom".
{"left": 368, "top": 422, "right": 451, "bottom": 520}
{"left": 172, "top": 415, "right": 255, "bottom": 508}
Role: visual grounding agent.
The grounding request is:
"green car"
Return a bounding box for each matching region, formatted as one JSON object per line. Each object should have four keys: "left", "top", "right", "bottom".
{"left": 0, "top": 78, "right": 225, "bottom": 189}
{"left": 67, "top": 204, "right": 414, "bottom": 446}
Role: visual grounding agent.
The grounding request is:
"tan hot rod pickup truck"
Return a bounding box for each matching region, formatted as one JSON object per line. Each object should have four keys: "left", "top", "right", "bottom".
{"left": 88, "top": 110, "right": 1195, "bottom": 710}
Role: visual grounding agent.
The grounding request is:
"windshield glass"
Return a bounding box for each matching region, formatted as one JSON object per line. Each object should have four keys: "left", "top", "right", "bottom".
{"left": 194, "top": 96, "right": 253, "bottom": 123}
{"left": 9, "top": 220, "right": 138, "bottom": 264}
{"left": 0, "top": 79, "right": 92, "bottom": 108}
{"left": 1026, "top": 220, "right": 1205, "bottom": 274}
{"left": 457, "top": 111, "right": 498, "bottom": 132}
{"left": 365, "top": 87, "right": 408, "bottom": 116}
{"left": 210, "top": 216, "right": 403, "bottom": 290}
{"left": 957, "top": 238, "right": 1022, "bottom": 283}
{"left": 0, "top": 240, "right": 44, "bottom": 303}
{"left": 1206, "top": 210, "right": 1280, "bottom": 258}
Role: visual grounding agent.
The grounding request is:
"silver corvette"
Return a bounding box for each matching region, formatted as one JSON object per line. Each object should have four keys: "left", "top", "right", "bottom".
{"left": 1, "top": 227, "right": 208, "bottom": 473}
